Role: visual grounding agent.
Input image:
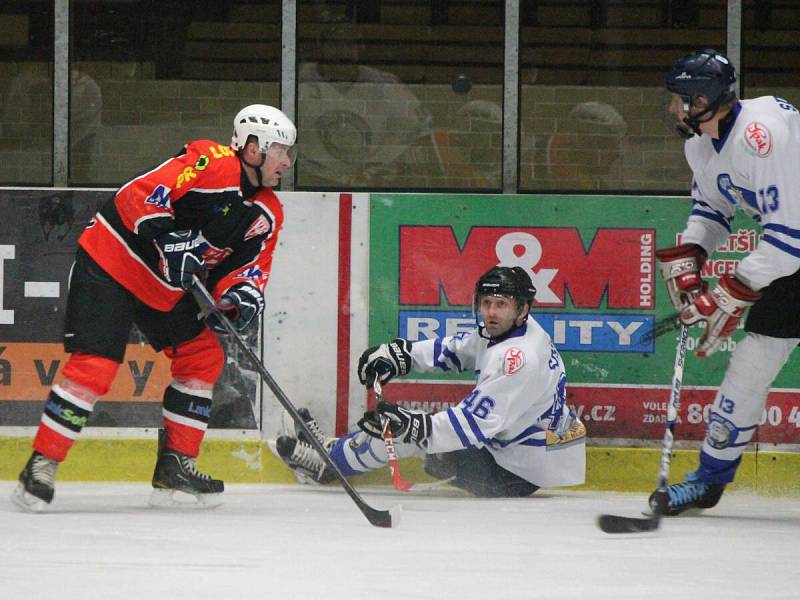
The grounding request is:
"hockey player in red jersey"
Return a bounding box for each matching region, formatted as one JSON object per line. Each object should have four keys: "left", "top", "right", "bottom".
{"left": 12, "top": 104, "right": 296, "bottom": 511}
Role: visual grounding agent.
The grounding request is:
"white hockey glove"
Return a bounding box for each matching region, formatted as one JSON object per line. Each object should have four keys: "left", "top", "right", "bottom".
{"left": 358, "top": 401, "right": 432, "bottom": 447}
{"left": 655, "top": 244, "right": 707, "bottom": 311}
{"left": 357, "top": 338, "right": 412, "bottom": 387}
{"left": 679, "top": 274, "right": 761, "bottom": 357}
{"left": 154, "top": 230, "right": 206, "bottom": 290}
{"left": 207, "top": 282, "right": 265, "bottom": 333}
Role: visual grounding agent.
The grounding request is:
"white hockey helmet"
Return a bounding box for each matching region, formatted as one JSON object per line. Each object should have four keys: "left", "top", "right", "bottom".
{"left": 230, "top": 104, "right": 297, "bottom": 152}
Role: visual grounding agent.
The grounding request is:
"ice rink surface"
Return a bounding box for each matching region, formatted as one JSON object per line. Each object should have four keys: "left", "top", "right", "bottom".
{"left": 1, "top": 481, "right": 797, "bottom": 600}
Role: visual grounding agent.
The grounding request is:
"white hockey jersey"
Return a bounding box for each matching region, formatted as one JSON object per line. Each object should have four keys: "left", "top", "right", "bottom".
{"left": 409, "top": 316, "right": 585, "bottom": 488}
{"left": 680, "top": 96, "right": 800, "bottom": 290}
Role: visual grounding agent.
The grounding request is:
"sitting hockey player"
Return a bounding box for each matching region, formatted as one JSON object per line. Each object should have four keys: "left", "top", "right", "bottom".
{"left": 12, "top": 104, "right": 297, "bottom": 511}
{"left": 276, "top": 266, "right": 586, "bottom": 497}
{"left": 653, "top": 49, "right": 800, "bottom": 515}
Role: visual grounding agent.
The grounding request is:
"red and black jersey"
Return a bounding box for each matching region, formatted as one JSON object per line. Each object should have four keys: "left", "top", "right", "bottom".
{"left": 79, "top": 139, "right": 284, "bottom": 311}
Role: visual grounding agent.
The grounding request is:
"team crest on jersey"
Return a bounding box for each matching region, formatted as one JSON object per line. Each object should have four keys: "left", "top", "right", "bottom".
{"left": 144, "top": 184, "right": 171, "bottom": 209}
{"left": 743, "top": 122, "right": 772, "bottom": 158}
{"left": 244, "top": 215, "right": 271, "bottom": 241}
{"left": 502, "top": 348, "right": 526, "bottom": 375}
{"left": 717, "top": 174, "right": 759, "bottom": 216}
{"left": 235, "top": 265, "right": 266, "bottom": 286}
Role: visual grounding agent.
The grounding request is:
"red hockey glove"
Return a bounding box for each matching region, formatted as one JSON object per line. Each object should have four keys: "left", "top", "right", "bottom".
{"left": 655, "top": 244, "right": 707, "bottom": 311}
{"left": 679, "top": 274, "right": 761, "bottom": 357}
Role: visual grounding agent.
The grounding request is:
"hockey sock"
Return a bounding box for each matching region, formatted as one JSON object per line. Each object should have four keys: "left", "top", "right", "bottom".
{"left": 32, "top": 353, "right": 117, "bottom": 462}
{"left": 328, "top": 431, "right": 389, "bottom": 476}
{"left": 162, "top": 380, "right": 212, "bottom": 457}
{"left": 33, "top": 382, "right": 97, "bottom": 462}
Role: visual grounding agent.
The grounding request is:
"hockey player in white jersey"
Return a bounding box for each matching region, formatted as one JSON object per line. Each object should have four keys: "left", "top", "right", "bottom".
{"left": 276, "top": 266, "right": 586, "bottom": 497}
{"left": 652, "top": 49, "right": 800, "bottom": 515}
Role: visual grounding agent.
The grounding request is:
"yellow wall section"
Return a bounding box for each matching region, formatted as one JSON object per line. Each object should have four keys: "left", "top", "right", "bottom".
{"left": 1, "top": 438, "right": 797, "bottom": 495}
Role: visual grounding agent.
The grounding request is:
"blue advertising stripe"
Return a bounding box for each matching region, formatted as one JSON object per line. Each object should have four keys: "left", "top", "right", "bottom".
{"left": 399, "top": 310, "right": 655, "bottom": 353}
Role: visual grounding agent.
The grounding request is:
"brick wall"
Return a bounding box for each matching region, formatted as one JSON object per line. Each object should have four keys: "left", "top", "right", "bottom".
{"left": 1, "top": 65, "right": 798, "bottom": 191}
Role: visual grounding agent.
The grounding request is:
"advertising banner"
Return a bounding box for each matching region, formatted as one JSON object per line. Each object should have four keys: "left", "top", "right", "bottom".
{"left": 368, "top": 193, "right": 800, "bottom": 444}
{"left": 0, "top": 191, "right": 257, "bottom": 430}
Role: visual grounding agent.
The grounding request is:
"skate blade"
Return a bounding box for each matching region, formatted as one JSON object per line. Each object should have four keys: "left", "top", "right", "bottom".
{"left": 148, "top": 488, "right": 224, "bottom": 509}
{"left": 641, "top": 507, "right": 704, "bottom": 518}
{"left": 267, "top": 438, "right": 324, "bottom": 486}
{"left": 292, "top": 471, "right": 323, "bottom": 486}
{"left": 10, "top": 484, "right": 49, "bottom": 513}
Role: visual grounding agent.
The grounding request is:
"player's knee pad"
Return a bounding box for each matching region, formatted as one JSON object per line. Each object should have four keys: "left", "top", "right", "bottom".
{"left": 165, "top": 328, "right": 224, "bottom": 386}
{"left": 61, "top": 351, "right": 120, "bottom": 398}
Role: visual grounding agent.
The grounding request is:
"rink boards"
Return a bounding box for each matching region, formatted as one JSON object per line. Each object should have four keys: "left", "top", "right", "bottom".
{"left": 0, "top": 189, "right": 798, "bottom": 494}
{"left": 0, "top": 434, "right": 797, "bottom": 495}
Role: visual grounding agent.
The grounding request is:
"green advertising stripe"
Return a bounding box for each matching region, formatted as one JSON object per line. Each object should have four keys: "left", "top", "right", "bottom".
{"left": 368, "top": 194, "right": 793, "bottom": 388}
{"left": 1, "top": 437, "right": 797, "bottom": 495}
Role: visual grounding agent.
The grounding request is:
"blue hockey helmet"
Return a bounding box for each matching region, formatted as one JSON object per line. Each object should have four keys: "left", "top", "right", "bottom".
{"left": 665, "top": 49, "right": 737, "bottom": 137}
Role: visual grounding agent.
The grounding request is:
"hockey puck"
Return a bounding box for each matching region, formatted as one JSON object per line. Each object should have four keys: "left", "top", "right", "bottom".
{"left": 649, "top": 489, "right": 669, "bottom": 514}
{"left": 451, "top": 74, "right": 472, "bottom": 95}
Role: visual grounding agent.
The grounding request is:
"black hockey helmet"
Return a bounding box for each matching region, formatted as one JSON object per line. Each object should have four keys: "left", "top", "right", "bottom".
{"left": 665, "top": 49, "right": 737, "bottom": 137}
{"left": 474, "top": 266, "right": 536, "bottom": 310}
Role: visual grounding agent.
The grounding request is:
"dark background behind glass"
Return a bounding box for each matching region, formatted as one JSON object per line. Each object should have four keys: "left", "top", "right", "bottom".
{"left": 0, "top": 1, "right": 798, "bottom": 192}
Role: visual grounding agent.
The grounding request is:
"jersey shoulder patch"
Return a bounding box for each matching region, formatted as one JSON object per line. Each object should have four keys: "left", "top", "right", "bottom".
{"left": 244, "top": 214, "right": 272, "bottom": 241}
{"left": 742, "top": 121, "right": 773, "bottom": 158}
{"left": 502, "top": 347, "right": 526, "bottom": 375}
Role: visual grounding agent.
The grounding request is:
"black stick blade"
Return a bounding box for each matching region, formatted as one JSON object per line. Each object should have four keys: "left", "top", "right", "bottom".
{"left": 597, "top": 513, "right": 661, "bottom": 534}
{"left": 365, "top": 507, "right": 393, "bottom": 528}
{"left": 363, "top": 503, "right": 402, "bottom": 528}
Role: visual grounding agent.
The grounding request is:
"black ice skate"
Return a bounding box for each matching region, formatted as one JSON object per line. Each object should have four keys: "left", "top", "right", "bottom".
{"left": 276, "top": 435, "right": 336, "bottom": 484}
{"left": 11, "top": 451, "right": 59, "bottom": 513}
{"left": 296, "top": 407, "right": 337, "bottom": 449}
{"left": 649, "top": 470, "right": 725, "bottom": 516}
{"left": 149, "top": 429, "right": 224, "bottom": 508}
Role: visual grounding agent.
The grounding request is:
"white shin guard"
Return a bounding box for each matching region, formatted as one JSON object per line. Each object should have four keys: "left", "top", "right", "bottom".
{"left": 701, "top": 333, "right": 798, "bottom": 474}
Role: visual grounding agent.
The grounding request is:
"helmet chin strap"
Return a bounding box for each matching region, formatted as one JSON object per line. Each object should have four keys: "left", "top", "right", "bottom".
{"left": 239, "top": 152, "right": 267, "bottom": 188}
{"left": 675, "top": 121, "right": 695, "bottom": 139}
{"left": 680, "top": 95, "right": 729, "bottom": 138}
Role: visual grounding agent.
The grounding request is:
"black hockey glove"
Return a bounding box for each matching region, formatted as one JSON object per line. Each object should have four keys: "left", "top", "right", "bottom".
{"left": 154, "top": 230, "right": 206, "bottom": 290}
{"left": 357, "top": 338, "right": 412, "bottom": 387}
{"left": 358, "top": 401, "right": 432, "bottom": 447}
{"left": 207, "top": 282, "right": 265, "bottom": 333}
